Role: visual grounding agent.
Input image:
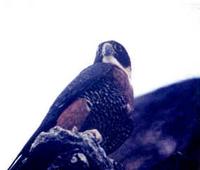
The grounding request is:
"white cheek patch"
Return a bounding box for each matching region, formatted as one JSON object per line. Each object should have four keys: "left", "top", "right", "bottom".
{"left": 102, "top": 55, "right": 132, "bottom": 81}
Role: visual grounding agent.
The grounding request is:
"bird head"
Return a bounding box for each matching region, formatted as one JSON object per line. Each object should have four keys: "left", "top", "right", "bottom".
{"left": 94, "top": 40, "right": 132, "bottom": 79}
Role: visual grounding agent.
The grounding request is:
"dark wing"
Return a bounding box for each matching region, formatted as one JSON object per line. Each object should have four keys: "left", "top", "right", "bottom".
{"left": 8, "top": 63, "right": 114, "bottom": 170}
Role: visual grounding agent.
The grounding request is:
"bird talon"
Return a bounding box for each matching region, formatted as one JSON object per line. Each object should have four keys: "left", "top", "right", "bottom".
{"left": 85, "top": 129, "right": 103, "bottom": 143}
{"left": 72, "top": 126, "right": 78, "bottom": 133}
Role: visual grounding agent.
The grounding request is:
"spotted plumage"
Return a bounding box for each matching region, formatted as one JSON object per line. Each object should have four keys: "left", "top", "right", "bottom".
{"left": 79, "top": 67, "right": 133, "bottom": 152}
{"left": 8, "top": 40, "right": 134, "bottom": 170}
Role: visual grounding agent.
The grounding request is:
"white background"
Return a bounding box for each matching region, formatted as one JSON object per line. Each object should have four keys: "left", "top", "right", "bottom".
{"left": 0, "top": 0, "right": 200, "bottom": 169}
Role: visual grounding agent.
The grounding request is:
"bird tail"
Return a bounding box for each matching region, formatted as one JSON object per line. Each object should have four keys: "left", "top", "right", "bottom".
{"left": 7, "top": 124, "right": 43, "bottom": 170}
{"left": 8, "top": 153, "right": 24, "bottom": 170}
{"left": 7, "top": 135, "right": 35, "bottom": 170}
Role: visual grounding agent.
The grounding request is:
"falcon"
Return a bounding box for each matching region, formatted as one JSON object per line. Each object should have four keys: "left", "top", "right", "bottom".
{"left": 8, "top": 40, "right": 134, "bottom": 170}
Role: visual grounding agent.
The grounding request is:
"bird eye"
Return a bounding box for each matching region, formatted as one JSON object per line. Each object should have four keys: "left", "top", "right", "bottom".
{"left": 114, "top": 43, "right": 122, "bottom": 52}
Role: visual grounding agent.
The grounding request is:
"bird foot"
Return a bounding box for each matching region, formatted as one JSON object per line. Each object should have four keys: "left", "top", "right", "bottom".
{"left": 84, "top": 129, "right": 103, "bottom": 144}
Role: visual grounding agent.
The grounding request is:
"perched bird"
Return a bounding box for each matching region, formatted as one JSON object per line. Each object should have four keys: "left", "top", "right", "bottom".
{"left": 8, "top": 40, "right": 134, "bottom": 170}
